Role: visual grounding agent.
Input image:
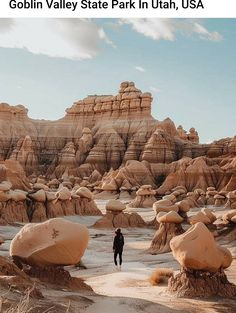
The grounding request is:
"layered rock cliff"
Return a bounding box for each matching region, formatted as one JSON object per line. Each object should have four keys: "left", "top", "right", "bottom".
{"left": 0, "top": 81, "right": 235, "bottom": 194}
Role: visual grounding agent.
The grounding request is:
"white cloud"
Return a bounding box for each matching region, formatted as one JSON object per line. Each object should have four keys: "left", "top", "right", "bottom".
{"left": 135, "top": 66, "right": 145, "bottom": 72}
{"left": 121, "top": 19, "right": 175, "bottom": 41}
{"left": 193, "top": 22, "right": 223, "bottom": 42}
{"left": 99, "top": 28, "right": 116, "bottom": 48}
{"left": 0, "top": 19, "right": 114, "bottom": 60}
{"left": 120, "top": 19, "right": 223, "bottom": 42}
{"left": 150, "top": 86, "right": 161, "bottom": 93}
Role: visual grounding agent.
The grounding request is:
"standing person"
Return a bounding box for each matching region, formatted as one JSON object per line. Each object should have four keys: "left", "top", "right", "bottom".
{"left": 113, "top": 228, "right": 124, "bottom": 271}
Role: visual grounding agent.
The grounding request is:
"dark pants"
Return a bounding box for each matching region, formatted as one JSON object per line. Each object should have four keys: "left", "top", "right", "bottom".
{"left": 114, "top": 250, "right": 123, "bottom": 266}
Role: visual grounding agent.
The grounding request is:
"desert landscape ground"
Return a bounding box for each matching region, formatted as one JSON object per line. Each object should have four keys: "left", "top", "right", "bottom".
{"left": 1, "top": 203, "right": 236, "bottom": 312}
{"left": 0, "top": 81, "right": 236, "bottom": 312}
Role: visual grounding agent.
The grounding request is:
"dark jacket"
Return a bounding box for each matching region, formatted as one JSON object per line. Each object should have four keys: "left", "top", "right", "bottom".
{"left": 113, "top": 233, "right": 124, "bottom": 252}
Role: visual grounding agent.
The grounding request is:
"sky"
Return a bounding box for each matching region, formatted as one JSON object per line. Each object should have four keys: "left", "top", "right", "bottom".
{"left": 0, "top": 18, "right": 235, "bottom": 143}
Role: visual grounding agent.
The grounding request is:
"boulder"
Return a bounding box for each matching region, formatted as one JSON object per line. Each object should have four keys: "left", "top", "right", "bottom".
{"left": 222, "top": 210, "right": 236, "bottom": 223}
{"left": 55, "top": 187, "right": 71, "bottom": 201}
{"left": 0, "top": 181, "right": 12, "bottom": 191}
{"left": 46, "top": 191, "right": 57, "bottom": 202}
{"left": 188, "top": 212, "right": 211, "bottom": 225}
{"left": 168, "top": 222, "right": 236, "bottom": 299}
{"left": 157, "top": 211, "right": 183, "bottom": 224}
{"left": 28, "top": 189, "right": 46, "bottom": 202}
{"left": 75, "top": 187, "right": 93, "bottom": 199}
{"left": 106, "top": 200, "right": 126, "bottom": 212}
{"left": 214, "top": 194, "right": 226, "bottom": 207}
{"left": 33, "top": 183, "right": 49, "bottom": 191}
{"left": 201, "top": 208, "right": 217, "bottom": 223}
{"left": 176, "top": 200, "right": 191, "bottom": 213}
{"left": 170, "top": 222, "right": 232, "bottom": 272}
{"left": 153, "top": 200, "right": 179, "bottom": 214}
{"left": 10, "top": 218, "right": 89, "bottom": 266}
{"left": 8, "top": 190, "right": 27, "bottom": 202}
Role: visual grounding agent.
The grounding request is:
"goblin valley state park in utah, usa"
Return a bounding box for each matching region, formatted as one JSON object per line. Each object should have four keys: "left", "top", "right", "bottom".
{"left": 0, "top": 79, "right": 235, "bottom": 312}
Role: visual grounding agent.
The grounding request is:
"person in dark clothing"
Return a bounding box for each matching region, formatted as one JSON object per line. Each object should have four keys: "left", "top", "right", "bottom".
{"left": 113, "top": 228, "right": 124, "bottom": 270}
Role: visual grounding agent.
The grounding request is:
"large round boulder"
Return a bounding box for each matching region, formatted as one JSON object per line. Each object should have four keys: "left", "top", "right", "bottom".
{"left": 170, "top": 222, "right": 232, "bottom": 272}
{"left": 10, "top": 218, "right": 89, "bottom": 266}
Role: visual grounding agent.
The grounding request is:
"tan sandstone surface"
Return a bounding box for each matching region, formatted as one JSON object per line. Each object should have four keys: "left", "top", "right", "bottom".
{"left": 10, "top": 218, "right": 89, "bottom": 266}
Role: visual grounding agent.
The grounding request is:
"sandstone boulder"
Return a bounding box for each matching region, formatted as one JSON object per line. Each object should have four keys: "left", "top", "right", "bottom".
{"left": 170, "top": 222, "right": 232, "bottom": 272}
{"left": 46, "top": 191, "right": 57, "bottom": 202}
{"left": 222, "top": 210, "right": 236, "bottom": 223}
{"left": 214, "top": 194, "right": 226, "bottom": 207}
{"left": 188, "top": 212, "right": 211, "bottom": 225}
{"left": 106, "top": 200, "right": 126, "bottom": 213}
{"left": 153, "top": 200, "right": 179, "bottom": 214}
{"left": 75, "top": 187, "right": 93, "bottom": 199}
{"left": 10, "top": 218, "right": 89, "bottom": 266}
{"left": 55, "top": 187, "right": 71, "bottom": 201}
{"left": 176, "top": 200, "right": 191, "bottom": 213}
{"left": 33, "top": 183, "right": 49, "bottom": 191}
{"left": 157, "top": 211, "right": 183, "bottom": 224}
{"left": 28, "top": 189, "right": 46, "bottom": 202}
{"left": 201, "top": 207, "right": 217, "bottom": 223}
{"left": 8, "top": 190, "right": 27, "bottom": 202}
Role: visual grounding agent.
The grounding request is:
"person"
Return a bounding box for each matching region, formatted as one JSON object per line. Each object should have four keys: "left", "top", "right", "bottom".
{"left": 113, "top": 228, "right": 124, "bottom": 271}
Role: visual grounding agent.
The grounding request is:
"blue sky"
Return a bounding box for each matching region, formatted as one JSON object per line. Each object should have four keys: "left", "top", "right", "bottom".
{"left": 0, "top": 18, "right": 235, "bottom": 143}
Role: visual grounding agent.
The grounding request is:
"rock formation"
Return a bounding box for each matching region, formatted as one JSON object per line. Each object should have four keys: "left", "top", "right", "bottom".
{"left": 0, "top": 160, "right": 30, "bottom": 191}
{"left": 10, "top": 135, "right": 38, "bottom": 175}
{"left": 127, "top": 185, "right": 156, "bottom": 208}
{"left": 177, "top": 125, "right": 199, "bottom": 143}
{"left": 224, "top": 191, "right": 236, "bottom": 209}
{"left": 147, "top": 211, "right": 184, "bottom": 254}
{"left": 94, "top": 160, "right": 156, "bottom": 198}
{"left": 0, "top": 255, "right": 42, "bottom": 298}
{"left": 93, "top": 199, "right": 146, "bottom": 228}
{"left": 153, "top": 199, "right": 179, "bottom": 214}
{"left": 188, "top": 208, "right": 216, "bottom": 226}
{"left": 0, "top": 178, "right": 102, "bottom": 224}
{"left": 168, "top": 222, "right": 236, "bottom": 298}
{"left": 222, "top": 209, "right": 236, "bottom": 224}
{"left": 141, "top": 129, "right": 176, "bottom": 163}
{"left": 0, "top": 82, "right": 235, "bottom": 206}
{"left": 10, "top": 218, "right": 89, "bottom": 266}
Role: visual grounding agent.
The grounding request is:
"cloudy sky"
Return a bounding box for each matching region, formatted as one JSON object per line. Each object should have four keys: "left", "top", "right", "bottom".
{"left": 0, "top": 18, "right": 235, "bottom": 143}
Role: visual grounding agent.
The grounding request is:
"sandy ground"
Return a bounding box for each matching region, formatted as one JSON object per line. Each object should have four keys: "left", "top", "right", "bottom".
{"left": 1, "top": 201, "right": 236, "bottom": 312}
